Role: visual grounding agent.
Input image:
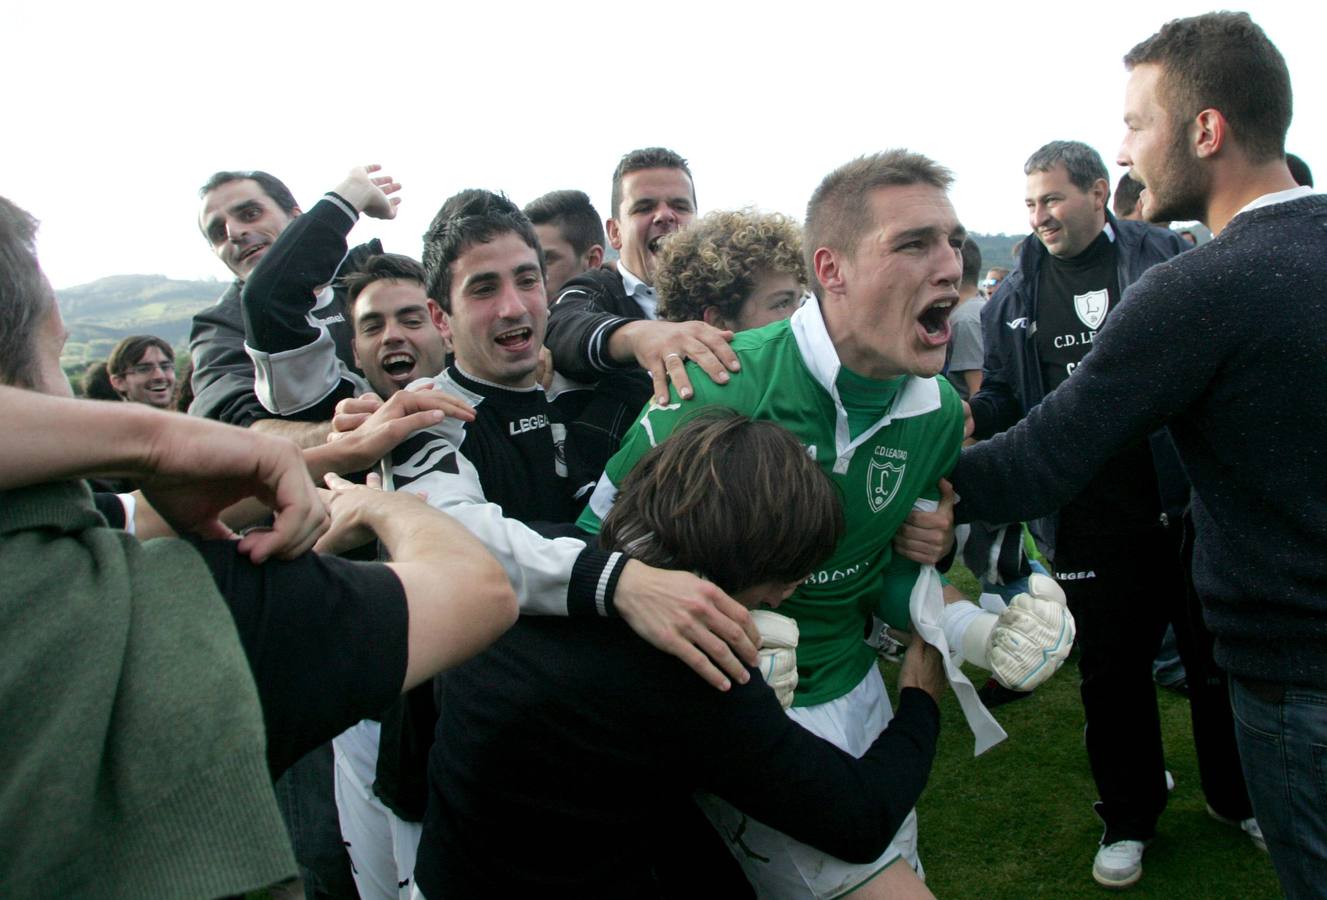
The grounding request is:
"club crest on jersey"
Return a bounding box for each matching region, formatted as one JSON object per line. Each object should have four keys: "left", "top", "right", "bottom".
{"left": 867, "top": 451, "right": 906, "bottom": 513}
{"left": 1074, "top": 289, "right": 1109, "bottom": 330}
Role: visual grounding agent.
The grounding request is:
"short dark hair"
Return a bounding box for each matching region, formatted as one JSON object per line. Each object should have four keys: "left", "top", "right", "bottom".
{"left": 81, "top": 360, "right": 121, "bottom": 401}
{"left": 421, "top": 190, "right": 543, "bottom": 313}
{"left": 0, "top": 196, "right": 53, "bottom": 389}
{"left": 1025, "top": 141, "right": 1110, "bottom": 197}
{"left": 599, "top": 412, "right": 843, "bottom": 596}
{"left": 342, "top": 253, "right": 429, "bottom": 313}
{"left": 107, "top": 335, "right": 174, "bottom": 376}
{"left": 1124, "top": 12, "right": 1291, "bottom": 164}
{"left": 1287, "top": 153, "right": 1314, "bottom": 188}
{"left": 610, "top": 148, "right": 694, "bottom": 220}
{"left": 523, "top": 190, "right": 606, "bottom": 257}
{"left": 960, "top": 237, "right": 982, "bottom": 288}
{"left": 804, "top": 150, "right": 954, "bottom": 298}
{"left": 198, "top": 170, "right": 299, "bottom": 215}
{"left": 1114, "top": 173, "right": 1146, "bottom": 217}
{"left": 656, "top": 209, "right": 805, "bottom": 325}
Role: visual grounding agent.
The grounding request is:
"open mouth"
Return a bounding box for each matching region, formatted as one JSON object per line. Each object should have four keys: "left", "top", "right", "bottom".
{"left": 381, "top": 351, "right": 417, "bottom": 380}
{"left": 916, "top": 297, "right": 956, "bottom": 346}
{"left": 494, "top": 326, "right": 532, "bottom": 349}
{"left": 238, "top": 243, "right": 269, "bottom": 265}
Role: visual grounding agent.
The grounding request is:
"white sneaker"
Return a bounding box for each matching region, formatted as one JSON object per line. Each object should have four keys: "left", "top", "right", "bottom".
{"left": 1093, "top": 840, "right": 1146, "bottom": 889}
{"left": 1207, "top": 804, "right": 1268, "bottom": 853}
{"left": 1165, "top": 770, "right": 1175, "bottom": 793}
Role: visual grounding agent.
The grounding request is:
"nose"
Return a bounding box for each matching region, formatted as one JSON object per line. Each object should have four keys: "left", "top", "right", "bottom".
{"left": 936, "top": 241, "right": 963, "bottom": 286}
{"left": 1029, "top": 202, "right": 1050, "bottom": 229}
{"left": 653, "top": 204, "right": 677, "bottom": 228}
{"left": 495, "top": 282, "right": 527, "bottom": 320}
{"left": 225, "top": 216, "right": 248, "bottom": 243}
{"left": 1117, "top": 133, "right": 1133, "bottom": 169}
{"left": 380, "top": 319, "right": 406, "bottom": 344}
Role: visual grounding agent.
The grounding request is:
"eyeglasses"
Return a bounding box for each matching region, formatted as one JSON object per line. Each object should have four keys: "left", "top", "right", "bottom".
{"left": 125, "top": 362, "right": 175, "bottom": 376}
{"left": 980, "top": 278, "right": 1000, "bottom": 288}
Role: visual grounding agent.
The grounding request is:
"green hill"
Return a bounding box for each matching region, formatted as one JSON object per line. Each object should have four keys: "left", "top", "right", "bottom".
{"left": 57, "top": 274, "right": 227, "bottom": 367}
{"left": 970, "top": 233, "right": 1025, "bottom": 269}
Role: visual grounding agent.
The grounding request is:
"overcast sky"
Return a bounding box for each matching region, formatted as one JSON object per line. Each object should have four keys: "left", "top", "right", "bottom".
{"left": 7, "top": 1, "right": 1323, "bottom": 289}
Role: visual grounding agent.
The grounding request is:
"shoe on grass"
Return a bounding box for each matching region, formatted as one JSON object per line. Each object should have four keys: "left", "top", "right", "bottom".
{"left": 1207, "top": 803, "right": 1268, "bottom": 853}
{"left": 1093, "top": 840, "right": 1146, "bottom": 889}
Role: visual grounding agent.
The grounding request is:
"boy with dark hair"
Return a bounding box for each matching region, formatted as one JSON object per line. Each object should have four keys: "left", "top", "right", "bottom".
{"left": 523, "top": 189, "right": 606, "bottom": 297}
{"left": 413, "top": 413, "right": 948, "bottom": 897}
{"left": 545, "top": 146, "right": 740, "bottom": 408}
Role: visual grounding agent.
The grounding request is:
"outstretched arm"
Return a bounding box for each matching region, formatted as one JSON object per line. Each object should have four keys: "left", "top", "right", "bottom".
{"left": 317, "top": 474, "right": 517, "bottom": 689}
{"left": 242, "top": 164, "right": 401, "bottom": 418}
{"left": 0, "top": 386, "right": 326, "bottom": 562}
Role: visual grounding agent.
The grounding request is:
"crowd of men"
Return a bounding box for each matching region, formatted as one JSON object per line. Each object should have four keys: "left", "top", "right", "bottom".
{"left": 2, "top": 11, "right": 1324, "bottom": 900}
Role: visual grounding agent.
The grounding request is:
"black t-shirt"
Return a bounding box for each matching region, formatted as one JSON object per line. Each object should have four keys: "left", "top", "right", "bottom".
{"left": 1035, "top": 230, "right": 1120, "bottom": 392}
{"left": 414, "top": 615, "right": 940, "bottom": 897}
{"left": 1035, "top": 232, "right": 1162, "bottom": 537}
{"left": 189, "top": 539, "right": 409, "bottom": 778}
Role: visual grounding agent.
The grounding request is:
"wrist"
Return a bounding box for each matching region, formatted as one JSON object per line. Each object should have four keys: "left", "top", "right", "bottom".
{"left": 606, "top": 320, "right": 644, "bottom": 364}
{"left": 328, "top": 183, "right": 368, "bottom": 217}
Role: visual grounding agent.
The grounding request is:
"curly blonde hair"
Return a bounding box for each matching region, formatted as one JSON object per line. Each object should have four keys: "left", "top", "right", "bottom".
{"left": 656, "top": 209, "right": 805, "bottom": 325}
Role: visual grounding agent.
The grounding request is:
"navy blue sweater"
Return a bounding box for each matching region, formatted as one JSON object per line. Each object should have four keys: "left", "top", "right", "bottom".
{"left": 952, "top": 195, "right": 1327, "bottom": 688}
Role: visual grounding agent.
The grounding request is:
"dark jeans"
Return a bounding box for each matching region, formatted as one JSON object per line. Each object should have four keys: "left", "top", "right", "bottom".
{"left": 275, "top": 741, "right": 359, "bottom": 899}
{"left": 1054, "top": 522, "right": 1251, "bottom": 843}
{"left": 1230, "top": 677, "right": 1327, "bottom": 899}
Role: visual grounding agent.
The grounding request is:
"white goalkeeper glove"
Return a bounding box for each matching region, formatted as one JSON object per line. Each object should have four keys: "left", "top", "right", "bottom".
{"left": 751, "top": 609, "right": 799, "bottom": 709}
{"left": 942, "top": 573, "right": 1075, "bottom": 692}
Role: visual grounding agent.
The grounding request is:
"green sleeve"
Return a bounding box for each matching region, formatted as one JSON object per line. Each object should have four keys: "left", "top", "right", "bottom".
{"left": 875, "top": 552, "right": 921, "bottom": 631}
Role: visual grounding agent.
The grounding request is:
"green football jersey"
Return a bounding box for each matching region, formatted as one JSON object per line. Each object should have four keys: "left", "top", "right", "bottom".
{"left": 578, "top": 299, "right": 964, "bottom": 706}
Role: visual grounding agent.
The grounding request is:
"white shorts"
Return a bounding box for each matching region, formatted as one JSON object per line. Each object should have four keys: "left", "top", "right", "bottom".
{"left": 698, "top": 666, "right": 922, "bottom": 899}
{"left": 334, "top": 720, "right": 423, "bottom": 900}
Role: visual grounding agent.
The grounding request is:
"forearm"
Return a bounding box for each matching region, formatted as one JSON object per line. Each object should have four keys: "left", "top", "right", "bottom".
{"left": 368, "top": 504, "right": 518, "bottom": 686}
{"left": 241, "top": 197, "right": 356, "bottom": 352}
{"left": 251, "top": 416, "right": 333, "bottom": 449}
{"left": 0, "top": 389, "right": 163, "bottom": 487}
{"left": 546, "top": 295, "right": 633, "bottom": 378}
{"left": 717, "top": 686, "right": 940, "bottom": 864}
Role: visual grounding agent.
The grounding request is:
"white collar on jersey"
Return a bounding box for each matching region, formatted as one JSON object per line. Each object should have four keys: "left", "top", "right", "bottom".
{"left": 789, "top": 296, "right": 941, "bottom": 472}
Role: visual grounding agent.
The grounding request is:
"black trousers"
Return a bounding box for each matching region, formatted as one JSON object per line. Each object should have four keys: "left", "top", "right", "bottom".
{"left": 1053, "top": 519, "right": 1252, "bottom": 843}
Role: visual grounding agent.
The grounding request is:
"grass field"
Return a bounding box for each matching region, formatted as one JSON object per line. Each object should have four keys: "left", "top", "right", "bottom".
{"left": 901, "top": 567, "right": 1282, "bottom": 899}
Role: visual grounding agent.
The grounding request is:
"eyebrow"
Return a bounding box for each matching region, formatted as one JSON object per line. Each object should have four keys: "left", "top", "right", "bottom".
{"left": 893, "top": 224, "right": 966, "bottom": 244}
{"left": 202, "top": 200, "right": 264, "bottom": 239}
{"left": 393, "top": 304, "right": 428, "bottom": 318}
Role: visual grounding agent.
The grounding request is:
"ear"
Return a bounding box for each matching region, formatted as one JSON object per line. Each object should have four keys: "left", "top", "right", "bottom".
{"left": 109, "top": 373, "right": 128, "bottom": 395}
{"left": 1090, "top": 178, "right": 1110, "bottom": 211}
{"left": 605, "top": 218, "right": 624, "bottom": 252}
{"left": 427, "top": 298, "right": 446, "bottom": 334}
{"left": 1193, "top": 108, "right": 1226, "bottom": 159}
{"left": 701, "top": 305, "right": 730, "bottom": 330}
{"left": 584, "top": 244, "right": 604, "bottom": 269}
{"left": 436, "top": 308, "right": 453, "bottom": 342}
{"left": 813, "top": 246, "right": 847, "bottom": 297}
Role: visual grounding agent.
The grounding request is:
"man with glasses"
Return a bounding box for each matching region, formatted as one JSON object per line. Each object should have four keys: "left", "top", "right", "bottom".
{"left": 106, "top": 335, "right": 177, "bottom": 409}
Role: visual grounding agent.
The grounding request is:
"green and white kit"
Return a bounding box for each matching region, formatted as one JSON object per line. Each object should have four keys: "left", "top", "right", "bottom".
{"left": 579, "top": 298, "right": 964, "bottom": 707}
